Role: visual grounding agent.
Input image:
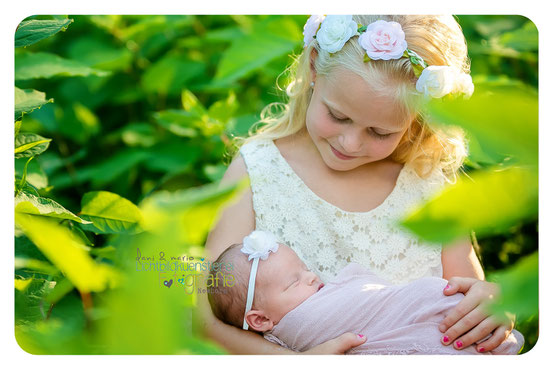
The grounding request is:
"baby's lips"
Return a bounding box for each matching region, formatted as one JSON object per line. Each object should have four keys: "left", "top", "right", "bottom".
{"left": 317, "top": 282, "right": 325, "bottom": 291}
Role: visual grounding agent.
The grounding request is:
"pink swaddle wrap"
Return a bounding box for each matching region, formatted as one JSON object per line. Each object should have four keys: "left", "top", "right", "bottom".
{"left": 263, "top": 263, "right": 524, "bottom": 354}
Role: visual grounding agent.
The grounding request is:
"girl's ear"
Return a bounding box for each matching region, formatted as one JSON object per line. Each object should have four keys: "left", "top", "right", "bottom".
{"left": 245, "top": 310, "right": 274, "bottom": 332}
{"left": 310, "top": 48, "right": 318, "bottom": 83}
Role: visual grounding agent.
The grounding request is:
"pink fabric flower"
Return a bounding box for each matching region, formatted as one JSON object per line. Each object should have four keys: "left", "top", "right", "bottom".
{"left": 303, "top": 15, "right": 325, "bottom": 48}
{"left": 358, "top": 20, "right": 408, "bottom": 60}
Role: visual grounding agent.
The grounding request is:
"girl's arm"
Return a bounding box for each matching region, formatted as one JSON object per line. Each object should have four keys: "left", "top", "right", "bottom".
{"left": 440, "top": 238, "right": 515, "bottom": 353}
{"left": 198, "top": 154, "right": 367, "bottom": 354}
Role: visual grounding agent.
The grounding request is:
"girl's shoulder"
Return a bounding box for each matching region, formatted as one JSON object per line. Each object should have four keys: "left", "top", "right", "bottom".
{"left": 400, "top": 162, "right": 447, "bottom": 202}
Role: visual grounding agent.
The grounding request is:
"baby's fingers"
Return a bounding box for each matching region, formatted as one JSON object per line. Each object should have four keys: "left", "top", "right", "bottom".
{"left": 443, "top": 277, "right": 480, "bottom": 296}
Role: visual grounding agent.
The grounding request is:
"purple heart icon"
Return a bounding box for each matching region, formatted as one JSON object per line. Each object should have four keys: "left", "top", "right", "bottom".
{"left": 164, "top": 279, "right": 173, "bottom": 288}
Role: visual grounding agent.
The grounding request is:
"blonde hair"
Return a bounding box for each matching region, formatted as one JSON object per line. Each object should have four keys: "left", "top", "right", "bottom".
{"left": 228, "top": 15, "right": 470, "bottom": 181}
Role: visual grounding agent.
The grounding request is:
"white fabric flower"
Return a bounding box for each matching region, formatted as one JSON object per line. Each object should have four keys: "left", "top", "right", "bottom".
{"left": 454, "top": 72, "right": 475, "bottom": 98}
{"left": 303, "top": 15, "right": 325, "bottom": 47}
{"left": 316, "top": 15, "right": 359, "bottom": 53}
{"left": 241, "top": 230, "right": 279, "bottom": 261}
{"left": 358, "top": 20, "right": 407, "bottom": 60}
{"left": 415, "top": 66, "right": 457, "bottom": 98}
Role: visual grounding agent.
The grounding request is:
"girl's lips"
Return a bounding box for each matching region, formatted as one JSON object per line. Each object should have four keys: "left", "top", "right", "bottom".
{"left": 330, "top": 144, "right": 356, "bottom": 160}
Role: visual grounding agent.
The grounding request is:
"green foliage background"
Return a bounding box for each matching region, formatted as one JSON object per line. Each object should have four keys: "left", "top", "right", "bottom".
{"left": 14, "top": 15, "right": 538, "bottom": 354}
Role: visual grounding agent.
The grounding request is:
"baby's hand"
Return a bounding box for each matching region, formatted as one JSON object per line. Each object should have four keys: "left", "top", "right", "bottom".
{"left": 440, "top": 277, "right": 515, "bottom": 353}
{"left": 301, "top": 332, "right": 367, "bottom": 354}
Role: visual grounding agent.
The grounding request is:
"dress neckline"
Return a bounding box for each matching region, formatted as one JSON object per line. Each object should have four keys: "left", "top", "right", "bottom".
{"left": 266, "top": 139, "right": 407, "bottom": 216}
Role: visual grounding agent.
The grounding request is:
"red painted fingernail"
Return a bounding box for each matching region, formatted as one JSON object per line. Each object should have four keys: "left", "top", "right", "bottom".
{"left": 478, "top": 347, "right": 485, "bottom": 353}
{"left": 444, "top": 284, "right": 450, "bottom": 290}
{"left": 442, "top": 336, "right": 449, "bottom": 343}
{"left": 358, "top": 334, "right": 365, "bottom": 339}
{"left": 455, "top": 340, "right": 463, "bottom": 348}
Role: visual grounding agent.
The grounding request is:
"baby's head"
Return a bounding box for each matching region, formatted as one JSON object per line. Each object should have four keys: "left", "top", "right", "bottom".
{"left": 207, "top": 241, "right": 323, "bottom": 332}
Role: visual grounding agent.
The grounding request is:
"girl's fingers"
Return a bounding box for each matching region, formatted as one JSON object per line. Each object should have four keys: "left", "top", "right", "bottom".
{"left": 439, "top": 293, "right": 480, "bottom": 333}
{"left": 443, "top": 277, "right": 480, "bottom": 296}
{"left": 475, "top": 325, "right": 512, "bottom": 353}
{"left": 441, "top": 307, "right": 488, "bottom": 346}
{"left": 447, "top": 316, "right": 497, "bottom": 350}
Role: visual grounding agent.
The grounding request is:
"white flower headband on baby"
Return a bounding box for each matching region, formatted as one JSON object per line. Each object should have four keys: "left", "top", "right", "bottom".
{"left": 303, "top": 15, "right": 474, "bottom": 99}
{"left": 240, "top": 230, "right": 279, "bottom": 330}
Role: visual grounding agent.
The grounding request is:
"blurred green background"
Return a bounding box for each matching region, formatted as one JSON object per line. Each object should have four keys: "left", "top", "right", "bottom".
{"left": 14, "top": 15, "right": 538, "bottom": 354}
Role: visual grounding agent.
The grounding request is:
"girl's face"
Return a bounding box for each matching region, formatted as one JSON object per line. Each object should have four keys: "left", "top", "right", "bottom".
{"left": 305, "top": 67, "right": 412, "bottom": 172}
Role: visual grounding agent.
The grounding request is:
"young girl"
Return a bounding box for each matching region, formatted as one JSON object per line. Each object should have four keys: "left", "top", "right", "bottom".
{"left": 206, "top": 231, "right": 523, "bottom": 355}
{"left": 201, "top": 15, "right": 515, "bottom": 354}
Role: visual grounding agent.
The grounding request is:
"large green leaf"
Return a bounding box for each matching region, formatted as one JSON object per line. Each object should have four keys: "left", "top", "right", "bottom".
{"left": 15, "top": 191, "right": 91, "bottom": 224}
{"left": 15, "top": 87, "right": 54, "bottom": 121}
{"left": 400, "top": 166, "right": 538, "bottom": 244}
{"left": 79, "top": 191, "right": 143, "bottom": 234}
{"left": 15, "top": 52, "right": 110, "bottom": 80}
{"left": 15, "top": 19, "right": 74, "bottom": 48}
{"left": 427, "top": 85, "right": 538, "bottom": 165}
{"left": 66, "top": 36, "right": 133, "bottom": 71}
{"left": 15, "top": 213, "right": 120, "bottom": 293}
{"left": 14, "top": 133, "right": 51, "bottom": 158}
{"left": 140, "top": 178, "right": 249, "bottom": 245}
{"left": 214, "top": 16, "right": 301, "bottom": 83}
{"left": 488, "top": 252, "right": 538, "bottom": 321}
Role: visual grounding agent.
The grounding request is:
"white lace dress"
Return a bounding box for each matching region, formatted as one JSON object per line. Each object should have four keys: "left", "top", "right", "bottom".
{"left": 239, "top": 138, "right": 446, "bottom": 285}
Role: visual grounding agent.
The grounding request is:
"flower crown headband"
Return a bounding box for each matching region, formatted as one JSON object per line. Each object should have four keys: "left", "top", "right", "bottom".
{"left": 303, "top": 15, "right": 474, "bottom": 99}
{"left": 240, "top": 230, "right": 279, "bottom": 330}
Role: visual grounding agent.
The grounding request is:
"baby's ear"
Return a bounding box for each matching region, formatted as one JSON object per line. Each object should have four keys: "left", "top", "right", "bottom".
{"left": 245, "top": 310, "right": 274, "bottom": 332}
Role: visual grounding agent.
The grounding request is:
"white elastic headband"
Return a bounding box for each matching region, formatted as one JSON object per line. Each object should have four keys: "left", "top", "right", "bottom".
{"left": 240, "top": 230, "right": 279, "bottom": 330}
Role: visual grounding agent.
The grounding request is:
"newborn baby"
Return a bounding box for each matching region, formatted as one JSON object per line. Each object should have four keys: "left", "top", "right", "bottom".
{"left": 207, "top": 236, "right": 524, "bottom": 355}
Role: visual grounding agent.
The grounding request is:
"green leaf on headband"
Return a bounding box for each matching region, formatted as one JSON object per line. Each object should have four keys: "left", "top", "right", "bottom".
{"left": 363, "top": 54, "right": 371, "bottom": 63}
{"left": 412, "top": 64, "right": 424, "bottom": 78}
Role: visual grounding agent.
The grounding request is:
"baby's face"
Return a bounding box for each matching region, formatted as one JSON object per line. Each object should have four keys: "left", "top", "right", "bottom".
{"left": 256, "top": 244, "right": 324, "bottom": 325}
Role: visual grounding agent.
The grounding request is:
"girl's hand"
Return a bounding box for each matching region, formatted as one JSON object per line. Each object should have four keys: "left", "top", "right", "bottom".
{"left": 440, "top": 277, "right": 515, "bottom": 353}
{"left": 302, "top": 333, "right": 367, "bottom": 354}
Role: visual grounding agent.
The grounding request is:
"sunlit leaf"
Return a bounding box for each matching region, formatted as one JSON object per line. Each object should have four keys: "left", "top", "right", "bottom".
{"left": 14, "top": 133, "right": 51, "bottom": 158}
{"left": 15, "top": 278, "right": 33, "bottom": 292}
{"left": 427, "top": 85, "right": 538, "bottom": 165}
{"left": 15, "top": 52, "right": 110, "bottom": 80}
{"left": 80, "top": 191, "right": 143, "bottom": 234}
{"left": 15, "top": 257, "right": 59, "bottom": 276}
{"left": 15, "top": 87, "right": 54, "bottom": 121}
{"left": 488, "top": 252, "right": 538, "bottom": 320}
{"left": 15, "top": 191, "right": 91, "bottom": 224}
{"left": 15, "top": 155, "right": 48, "bottom": 190}
{"left": 400, "top": 166, "right": 538, "bottom": 244}
{"left": 15, "top": 213, "right": 120, "bottom": 293}
{"left": 140, "top": 178, "right": 249, "bottom": 245}
{"left": 15, "top": 19, "right": 73, "bottom": 48}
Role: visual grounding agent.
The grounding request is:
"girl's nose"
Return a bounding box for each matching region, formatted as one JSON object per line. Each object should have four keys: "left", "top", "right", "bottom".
{"left": 338, "top": 131, "right": 362, "bottom": 154}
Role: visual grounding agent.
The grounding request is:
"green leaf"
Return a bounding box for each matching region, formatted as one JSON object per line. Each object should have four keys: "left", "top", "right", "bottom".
{"left": 208, "top": 92, "right": 238, "bottom": 124}
{"left": 15, "top": 19, "right": 74, "bottom": 48}
{"left": 215, "top": 16, "right": 301, "bottom": 83}
{"left": 79, "top": 191, "right": 144, "bottom": 234}
{"left": 15, "top": 191, "right": 91, "bottom": 224}
{"left": 15, "top": 52, "right": 110, "bottom": 80}
{"left": 14, "top": 133, "right": 51, "bottom": 158}
{"left": 488, "top": 252, "right": 538, "bottom": 321}
{"left": 15, "top": 87, "right": 54, "bottom": 121}
{"left": 140, "top": 178, "right": 249, "bottom": 245}
{"left": 15, "top": 213, "right": 120, "bottom": 293}
{"left": 15, "top": 156, "right": 34, "bottom": 195}
{"left": 66, "top": 36, "right": 133, "bottom": 71}
{"left": 427, "top": 85, "right": 538, "bottom": 165}
{"left": 153, "top": 110, "right": 199, "bottom": 137}
{"left": 497, "top": 21, "right": 538, "bottom": 52}
{"left": 400, "top": 166, "right": 538, "bottom": 244}
{"left": 141, "top": 55, "right": 204, "bottom": 95}
{"left": 15, "top": 257, "right": 59, "bottom": 276}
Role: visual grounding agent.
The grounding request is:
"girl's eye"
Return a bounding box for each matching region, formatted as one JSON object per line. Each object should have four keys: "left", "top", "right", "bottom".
{"left": 368, "top": 128, "right": 392, "bottom": 140}
{"left": 327, "top": 110, "right": 349, "bottom": 123}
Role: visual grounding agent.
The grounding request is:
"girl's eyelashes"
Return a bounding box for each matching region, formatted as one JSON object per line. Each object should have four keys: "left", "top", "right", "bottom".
{"left": 327, "top": 109, "right": 392, "bottom": 140}
{"left": 368, "top": 129, "right": 392, "bottom": 140}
